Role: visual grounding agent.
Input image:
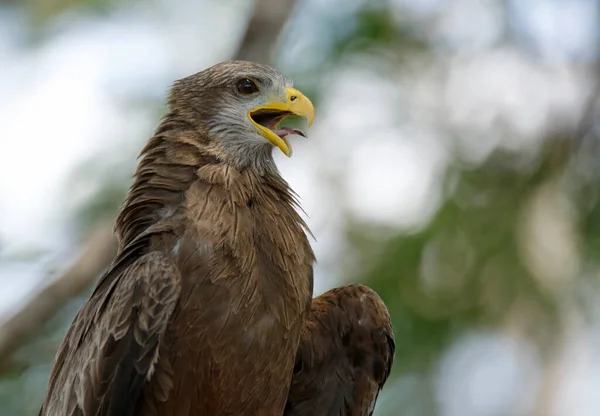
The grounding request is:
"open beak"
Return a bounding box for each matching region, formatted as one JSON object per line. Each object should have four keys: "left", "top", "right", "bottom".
{"left": 249, "top": 87, "right": 315, "bottom": 157}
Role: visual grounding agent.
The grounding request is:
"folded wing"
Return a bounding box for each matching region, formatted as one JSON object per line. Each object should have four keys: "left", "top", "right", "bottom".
{"left": 285, "top": 284, "right": 395, "bottom": 416}
{"left": 41, "top": 251, "right": 181, "bottom": 416}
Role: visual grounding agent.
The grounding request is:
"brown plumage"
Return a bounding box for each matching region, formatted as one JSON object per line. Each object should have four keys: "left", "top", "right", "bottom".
{"left": 40, "top": 61, "right": 394, "bottom": 416}
{"left": 285, "top": 285, "right": 395, "bottom": 416}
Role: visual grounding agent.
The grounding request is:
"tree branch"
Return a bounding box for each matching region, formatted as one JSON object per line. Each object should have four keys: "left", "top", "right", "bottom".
{"left": 0, "top": 223, "right": 117, "bottom": 363}
{"left": 233, "top": 0, "right": 296, "bottom": 64}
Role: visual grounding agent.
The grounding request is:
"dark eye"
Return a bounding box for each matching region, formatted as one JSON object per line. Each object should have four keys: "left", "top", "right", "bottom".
{"left": 236, "top": 78, "right": 259, "bottom": 95}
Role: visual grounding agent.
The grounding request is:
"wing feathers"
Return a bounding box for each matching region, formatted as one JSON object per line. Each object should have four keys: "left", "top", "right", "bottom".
{"left": 41, "top": 252, "right": 180, "bottom": 416}
{"left": 285, "top": 284, "right": 395, "bottom": 416}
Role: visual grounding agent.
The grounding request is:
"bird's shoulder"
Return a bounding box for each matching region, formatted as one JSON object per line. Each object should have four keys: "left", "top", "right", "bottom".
{"left": 304, "top": 285, "right": 394, "bottom": 372}
{"left": 286, "top": 285, "right": 394, "bottom": 416}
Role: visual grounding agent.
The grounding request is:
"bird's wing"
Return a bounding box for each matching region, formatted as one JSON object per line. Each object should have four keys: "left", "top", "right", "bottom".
{"left": 41, "top": 250, "right": 181, "bottom": 416}
{"left": 285, "top": 284, "right": 395, "bottom": 416}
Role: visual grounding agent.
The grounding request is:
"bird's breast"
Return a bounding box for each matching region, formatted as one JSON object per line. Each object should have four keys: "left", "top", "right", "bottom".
{"left": 146, "top": 178, "right": 314, "bottom": 415}
{"left": 155, "top": 243, "right": 306, "bottom": 416}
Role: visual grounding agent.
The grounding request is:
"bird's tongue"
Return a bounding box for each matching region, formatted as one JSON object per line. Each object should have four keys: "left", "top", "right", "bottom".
{"left": 274, "top": 115, "right": 309, "bottom": 139}
{"left": 272, "top": 127, "right": 307, "bottom": 138}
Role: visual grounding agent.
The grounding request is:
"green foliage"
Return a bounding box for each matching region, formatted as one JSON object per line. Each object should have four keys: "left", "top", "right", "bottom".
{"left": 358, "top": 160, "right": 558, "bottom": 363}
{"left": 12, "top": 0, "right": 126, "bottom": 23}
{"left": 331, "top": 7, "right": 427, "bottom": 59}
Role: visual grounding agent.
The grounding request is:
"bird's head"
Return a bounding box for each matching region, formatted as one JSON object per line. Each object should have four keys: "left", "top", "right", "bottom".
{"left": 168, "top": 61, "right": 314, "bottom": 170}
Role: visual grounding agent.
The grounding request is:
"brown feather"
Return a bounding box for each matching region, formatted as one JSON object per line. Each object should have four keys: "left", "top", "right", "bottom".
{"left": 42, "top": 252, "right": 181, "bottom": 416}
{"left": 285, "top": 285, "right": 395, "bottom": 416}
{"left": 41, "top": 61, "right": 315, "bottom": 416}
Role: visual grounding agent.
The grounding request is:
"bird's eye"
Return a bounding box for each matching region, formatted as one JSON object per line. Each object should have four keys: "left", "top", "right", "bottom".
{"left": 236, "top": 78, "right": 259, "bottom": 95}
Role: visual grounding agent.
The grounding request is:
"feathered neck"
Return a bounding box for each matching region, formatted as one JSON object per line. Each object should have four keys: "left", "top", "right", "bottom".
{"left": 114, "top": 115, "right": 199, "bottom": 249}
{"left": 114, "top": 112, "right": 307, "bottom": 251}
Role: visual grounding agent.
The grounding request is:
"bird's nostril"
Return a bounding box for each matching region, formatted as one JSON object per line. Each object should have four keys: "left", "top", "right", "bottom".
{"left": 290, "top": 95, "right": 297, "bottom": 101}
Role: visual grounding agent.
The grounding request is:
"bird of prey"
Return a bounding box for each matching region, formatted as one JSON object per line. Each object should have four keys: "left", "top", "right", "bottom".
{"left": 40, "top": 61, "right": 394, "bottom": 416}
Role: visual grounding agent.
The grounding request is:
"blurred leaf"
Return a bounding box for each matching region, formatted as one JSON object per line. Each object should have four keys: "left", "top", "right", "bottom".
{"left": 353, "top": 146, "right": 570, "bottom": 380}
{"left": 7, "top": 0, "right": 128, "bottom": 23}
{"left": 331, "top": 6, "right": 428, "bottom": 60}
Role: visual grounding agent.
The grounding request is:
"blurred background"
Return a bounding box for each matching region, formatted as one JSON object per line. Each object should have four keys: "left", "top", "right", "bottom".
{"left": 0, "top": 0, "right": 599, "bottom": 414}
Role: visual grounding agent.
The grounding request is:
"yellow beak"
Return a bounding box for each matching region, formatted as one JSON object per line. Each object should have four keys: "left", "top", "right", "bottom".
{"left": 249, "top": 87, "right": 315, "bottom": 157}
